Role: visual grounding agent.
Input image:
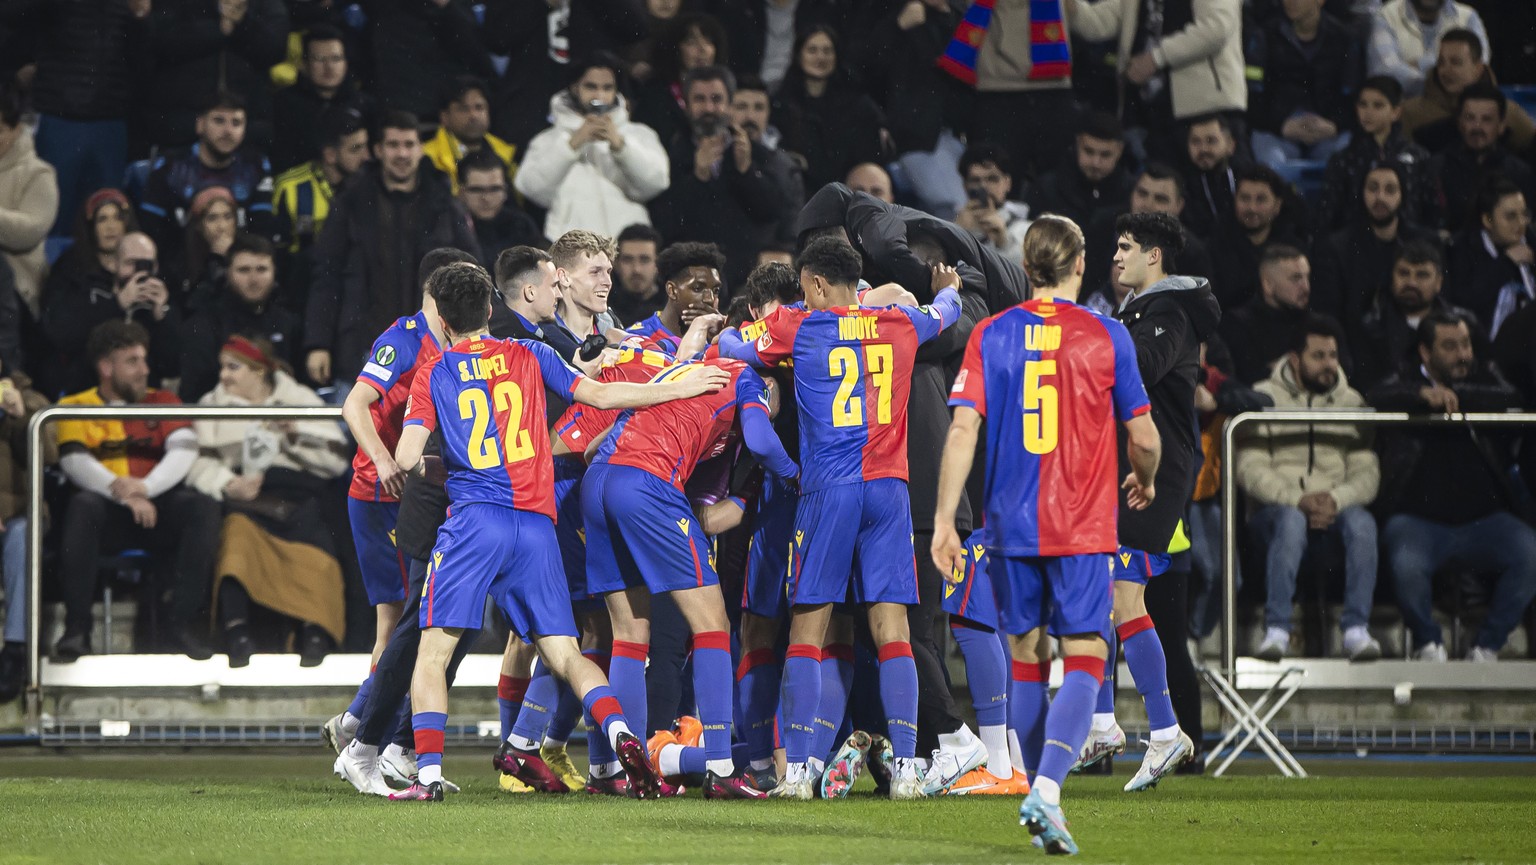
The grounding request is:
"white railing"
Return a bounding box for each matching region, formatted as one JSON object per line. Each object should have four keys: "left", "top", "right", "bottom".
{"left": 22, "top": 404, "right": 345, "bottom": 731}
{"left": 1218, "top": 410, "right": 1536, "bottom": 682}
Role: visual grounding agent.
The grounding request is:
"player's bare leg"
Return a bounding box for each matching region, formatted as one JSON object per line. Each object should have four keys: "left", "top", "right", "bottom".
{"left": 390, "top": 626, "right": 462, "bottom": 801}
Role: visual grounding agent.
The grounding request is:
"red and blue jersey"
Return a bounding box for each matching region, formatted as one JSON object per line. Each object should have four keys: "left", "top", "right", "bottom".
{"left": 593, "top": 358, "right": 794, "bottom": 490}
{"left": 626, "top": 312, "right": 678, "bottom": 346}
{"left": 949, "top": 299, "right": 1149, "bottom": 557}
{"left": 721, "top": 289, "right": 960, "bottom": 492}
{"left": 552, "top": 345, "right": 675, "bottom": 458}
{"left": 404, "top": 337, "right": 585, "bottom": 519}
{"left": 350, "top": 310, "right": 441, "bottom": 501}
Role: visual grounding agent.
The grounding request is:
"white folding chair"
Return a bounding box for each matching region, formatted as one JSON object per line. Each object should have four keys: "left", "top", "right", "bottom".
{"left": 1199, "top": 661, "right": 1307, "bottom": 778}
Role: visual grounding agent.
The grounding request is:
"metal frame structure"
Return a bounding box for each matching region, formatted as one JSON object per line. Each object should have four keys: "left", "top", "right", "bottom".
{"left": 22, "top": 404, "right": 345, "bottom": 732}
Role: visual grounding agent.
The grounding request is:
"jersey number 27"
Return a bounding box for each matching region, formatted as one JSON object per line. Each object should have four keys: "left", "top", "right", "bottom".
{"left": 830, "top": 344, "right": 893, "bottom": 428}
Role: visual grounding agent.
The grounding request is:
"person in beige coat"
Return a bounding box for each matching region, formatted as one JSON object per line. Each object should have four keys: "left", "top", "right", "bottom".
{"left": 1235, "top": 316, "right": 1382, "bottom": 662}
{"left": 186, "top": 336, "right": 349, "bottom": 666}
{"left": 0, "top": 87, "right": 60, "bottom": 318}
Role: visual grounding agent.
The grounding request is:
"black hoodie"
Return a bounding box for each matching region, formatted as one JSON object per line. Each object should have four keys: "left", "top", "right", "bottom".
{"left": 1116, "top": 275, "right": 1223, "bottom": 553}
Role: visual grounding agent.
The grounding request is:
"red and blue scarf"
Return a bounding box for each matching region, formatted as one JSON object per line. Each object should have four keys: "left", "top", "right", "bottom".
{"left": 937, "top": 0, "right": 1071, "bottom": 85}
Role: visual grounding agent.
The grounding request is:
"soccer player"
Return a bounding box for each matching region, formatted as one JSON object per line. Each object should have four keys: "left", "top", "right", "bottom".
{"left": 323, "top": 247, "right": 475, "bottom": 757}
{"left": 625, "top": 241, "right": 724, "bottom": 346}
{"left": 718, "top": 237, "right": 963, "bottom": 800}
{"left": 934, "top": 216, "right": 1160, "bottom": 854}
{"left": 1078, "top": 212, "right": 1219, "bottom": 791}
{"left": 388, "top": 261, "right": 730, "bottom": 801}
{"left": 582, "top": 354, "right": 799, "bottom": 799}
{"left": 941, "top": 526, "right": 1032, "bottom": 794}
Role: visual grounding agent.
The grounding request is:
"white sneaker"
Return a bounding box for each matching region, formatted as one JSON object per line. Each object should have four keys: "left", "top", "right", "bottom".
{"left": 321, "top": 712, "right": 352, "bottom": 755}
{"left": 379, "top": 744, "right": 419, "bottom": 789}
{"left": 765, "top": 763, "right": 814, "bottom": 800}
{"left": 919, "top": 731, "right": 988, "bottom": 795}
{"left": 889, "top": 757, "right": 923, "bottom": 800}
{"left": 1343, "top": 626, "right": 1382, "bottom": 662}
{"left": 1255, "top": 627, "right": 1289, "bottom": 662}
{"left": 1072, "top": 723, "right": 1125, "bottom": 772}
{"left": 334, "top": 747, "right": 393, "bottom": 796}
{"left": 1467, "top": 646, "right": 1500, "bottom": 663}
{"left": 1414, "top": 642, "right": 1448, "bottom": 662}
{"left": 1124, "top": 730, "right": 1194, "bottom": 792}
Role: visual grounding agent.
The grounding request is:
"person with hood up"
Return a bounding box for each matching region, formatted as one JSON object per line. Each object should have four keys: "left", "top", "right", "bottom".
{"left": 1075, "top": 211, "right": 1220, "bottom": 791}
{"left": 1235, "top": 315, "right": 1383, "bottom": 662}
{"left": 515, "top": 53, "right": 670, "bottom": 242}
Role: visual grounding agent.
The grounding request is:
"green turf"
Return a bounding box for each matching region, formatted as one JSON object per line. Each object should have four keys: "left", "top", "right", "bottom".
{"left": 2, "top": 752, "right": 1533, "bottom": 865}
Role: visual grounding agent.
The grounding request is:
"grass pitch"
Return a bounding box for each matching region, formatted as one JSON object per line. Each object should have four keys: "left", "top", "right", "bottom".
{"left": 3, "top": 751, "right": 1533, "bottom": 864}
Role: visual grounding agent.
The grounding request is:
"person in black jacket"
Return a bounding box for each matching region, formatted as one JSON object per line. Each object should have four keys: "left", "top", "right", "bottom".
{"left": 1249, "top": 0, "right": 1360, "bottom": 168}
{"left": 0, "top": 0, "right": 153, "bottom": 234}
{"left": 771, "top": 25, "right": 886, "bottom": 196}
{"left": 1182, "top": 115, "right": 1244, "bottom": 241}
{"left": 268, "top": 25, "right": 375, "bottom": 174}
{"left": 1317, "top": 76, "right": 1436, "bottom": 233}
{"left": 1446, "top": 177, "right": 1534, "bottom": 339}
{"left": 1430, "top": 85, "right": 1536, "bottom": 234}
{"left": 1369, "top": 311, "right": 1536, "bottom": 661}
{"left": 1310, "top": 162, "right": 1436, "bottom": 327}
{"left": 1208, "top": 164, "right": 1308, "bottom": 311}
{"left": 1083, "top": 163, "right": 1214, "bottom": 299}
{"left": 648, "top": 66, "right": 787, "bottom": 291}
{"left": 456, "top": 149, "right": 546, "bottom": 268}
{"left": 302, "top": 111, "right": 479, "bottom": 388}
{"left": 1354, "top": 240, "right": 1478, "bottom": 389}
{"left": 1220, "top": 244, "right": 1327, "bottom": 384}
{"left": 141, "top": 0, "right": 289, "bottom": 152}
{"left": 710, "top": 0, "right": 842, "bottom": 90}
{"left": 1027, "top": 111, "right": 1134, "bottom": 229}
{"left": 1081, "top": 212, "right": 1220, "bottom": 787}
{"left": 178, "top": 234, "right": 300, "bottom": 402}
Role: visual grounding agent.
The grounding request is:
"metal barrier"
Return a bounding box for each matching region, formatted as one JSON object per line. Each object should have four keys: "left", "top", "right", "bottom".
{"left": 22, "top": 404, "right": 345, "bottom": 732}
{"left": 1219, "top": 410, "right": 1536, "bottom": 681}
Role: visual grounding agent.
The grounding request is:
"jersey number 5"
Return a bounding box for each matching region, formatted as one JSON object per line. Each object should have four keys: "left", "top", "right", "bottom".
{"left": 1023, "top": 360, "right": 1058, "bottom": 454}
{"left": 830, "top": 344, "right": 893, "bottom": 428}
{"left": 460, "top": 382, "right": 536, "bottom": 469}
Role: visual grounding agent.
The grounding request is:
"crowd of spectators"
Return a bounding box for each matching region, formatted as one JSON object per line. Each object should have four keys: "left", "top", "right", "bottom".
{"left": 0, "top": 0, "right": 1533, "bottom": 700}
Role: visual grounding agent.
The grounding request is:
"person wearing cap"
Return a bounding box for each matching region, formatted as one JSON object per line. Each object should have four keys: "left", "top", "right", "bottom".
{"left": 186, "top": 334, "right": 349, "bottom": 667}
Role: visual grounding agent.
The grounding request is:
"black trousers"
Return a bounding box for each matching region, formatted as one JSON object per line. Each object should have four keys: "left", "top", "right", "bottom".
{"left": 356, "top": 557, "right": 476, "bottom": 748}
{"left": 1143, "top": 560, "right": 1204, "bottom": 747}
{"left": 59, "top": 487, "right": 221, "bottom": 638}
{"left": 912, "top": 530, "right": 965, "bottom": 752}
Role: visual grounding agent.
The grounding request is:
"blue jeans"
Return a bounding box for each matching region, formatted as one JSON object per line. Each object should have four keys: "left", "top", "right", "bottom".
{"left": 1382, "top": 512, "right": 1536, "bottom": 651}
{"left": 35, "top": 115, "right": 128, "bottom": 236}
{"left": 1187, "top": 499, "right": 1236, "bottom": 639}
{"left": 893, "top": 129, "right": 967, "bottom": 222}
{"left": 1251, "top": 130, "right": 1351, "bottom": 171}
{"left": 3, "top": 516, "right": 26, "bottom": 644}
{"left": 1249, "top": 503, "right": 1377, "bottom": 633}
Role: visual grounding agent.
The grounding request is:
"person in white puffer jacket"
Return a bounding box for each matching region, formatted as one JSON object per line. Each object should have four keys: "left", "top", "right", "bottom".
{"left": 516, "top": 52, "right": 670, "bottom": 241}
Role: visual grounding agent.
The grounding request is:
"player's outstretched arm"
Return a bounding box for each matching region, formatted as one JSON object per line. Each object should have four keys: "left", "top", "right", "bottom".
{"left": 1122, "top": 412, "right": 1161, "bottom": 510}
{"left": 341, "top": 380, "right": 405, "bottom": 498}
{"left": 715, "top": 326, "right": 765, "bottom": 367}
{"left": 740, "top": 406, "right": 799, "bottom": 483}
{"left": 675, "top": 312, "right": 725, "bottom": 360}
{"left": 932, "top": 406, "right": 981, "bottom": 576}
{"left": 393, "top": 424, "right": 431, "bottom": 479}
{"left": 573, "top": 366, "right": 731, "bottom": 410}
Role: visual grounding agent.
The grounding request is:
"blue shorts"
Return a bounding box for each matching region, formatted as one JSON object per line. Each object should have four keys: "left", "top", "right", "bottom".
{"left": 420, "top": 503, "right": 578, "bottom": 639}
{"left": 583, "top": 464, "right": 720, "bottom": 596}
{"left": 742, "top": 475, "right": 797, "bottom": 619}
{"left": 989, "top": 552, "right": 1113, "bottom": 637}
{"left": 553, "top": 455, "right": 591, "bottom": 602}
{"left": 789, "top": 478, "right": 919, "bottom": 607}
{"left": 347, "top": 497, "right": 408, "bottom": 606}
{"left": 1111, "top": 546, "right": 1172, "bottom": 585}
{"left": 942, "top": 527, "right": 998, "bottom": 631}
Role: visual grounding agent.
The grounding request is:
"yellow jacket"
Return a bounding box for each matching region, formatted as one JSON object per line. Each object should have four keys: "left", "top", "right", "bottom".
{"left": 422, "top": 126, "right": 518, "bottom": 195}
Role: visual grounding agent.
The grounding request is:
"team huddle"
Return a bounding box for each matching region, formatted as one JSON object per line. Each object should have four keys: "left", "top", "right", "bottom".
{"left": 315, "top": 205, "right": 1210, "bottom": 856}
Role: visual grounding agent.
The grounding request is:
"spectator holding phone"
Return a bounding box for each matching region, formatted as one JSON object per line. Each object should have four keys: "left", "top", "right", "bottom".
{"left": 516, "top": 52, "right": 670, "bottom": 241}
{"left": 954, "top": 142, "right": 1033, "bottom": 265}
{"left": 43, "top": 231, "right": 182, "bottom": 395}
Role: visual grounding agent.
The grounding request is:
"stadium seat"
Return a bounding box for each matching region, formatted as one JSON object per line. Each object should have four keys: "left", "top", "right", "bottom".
{"left": 44, "top": 237, "right": 73, "bottom": 267}
{"left": 98, "top": 550, "right": 153, "bottom": 655}
{"left": 121, "top": 159, "right": 153, "bottom": 208}
{"left": 1273, "top": 159, "right": 1328, "bottom": 212}
{"left": 1504, "top": 86, "right": 1536, "bottom": 125}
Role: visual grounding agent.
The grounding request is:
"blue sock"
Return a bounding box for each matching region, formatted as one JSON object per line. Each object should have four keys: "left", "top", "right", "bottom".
{"left": 610, "top": 640, "right": 650, "bottom": 742}
{"left": 345, "top": 673, "right": 373, "bottom": 720}
{"left": 811, "top": 643, "right": 854, "bottom": 765}
{"left": 583, "top": 652, "right": 617, "bottom": 767}
{"left": 953, "top": 624, "right": 1008, "bottom": 728}
{"left": 1119, "top": 615, "right": 1178, "bottom": 732}
{"left": 877, "top": 641, "right": 919, "bottom": 759}
{"left": 781, "top": 643, "right": 822, "bottom": 764}
{"left": 581, "top": 685, "right": 628, "bottom": 745}
{"left": 510, "top": 664, "right": 558, "bottom": 745}
{"left": 736, "top": 648, "right": 781, "bottom": 762}
{"left": 1011, "top": 659, "right": 1051, "bottom": 774}
{"left": 411, "top": 710, "right": 448, "bottom": 771}
{"left": 497, "top": 675, "right": 529, "bottom": 742}
{"left": 547, "top": 680, "right": 582, "bottom": 744}
{"left": 691, "top": 631, "right": 736, "bottom": 767}
{"left": 1036, "top": 658, "right": 1103, "bottom": 787}
{"left": 1096, "top": 631, "right": 1119, "bottom": 715}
